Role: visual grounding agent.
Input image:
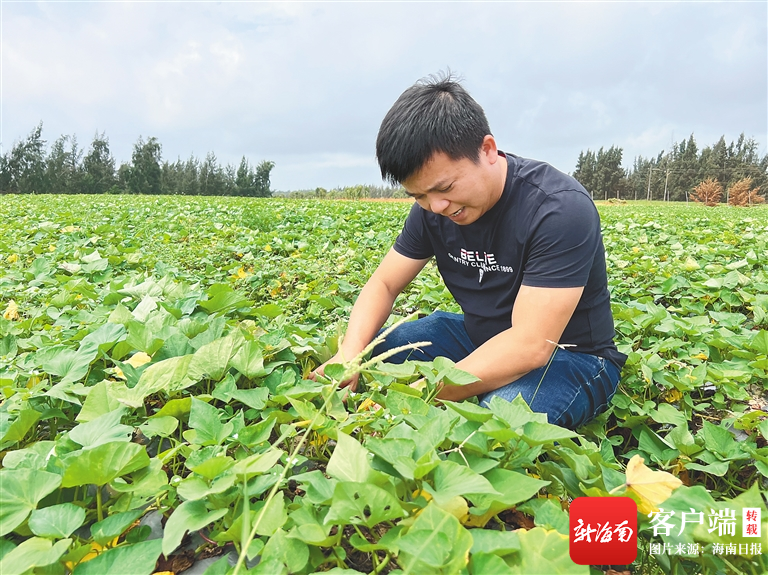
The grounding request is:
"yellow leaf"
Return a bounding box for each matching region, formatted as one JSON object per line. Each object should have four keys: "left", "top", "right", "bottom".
{"left": 309, "top": 433, "right": 329, "bottom": 450}
{"left": 3, "top": 300, "right": 19, "bottom": 321}
{"left": 692, "top": 353, "right": 708, "bottom": 360}
{"left": 357, "top": 398, "right": 382, "bottom": 412}
{"left": 662, "top": 389, "right": 683, "bottom": 403}
{"left": 412, "top": 489, "right": 432, "bottom": 502}
{"left": 232, "top": 266, "right": 248, "bottom": 279}
{"left": 624, "top": 455, "right": 682, "bottom": 515}
{"left": 64, "top": 538, "right": 117, "bottom": 570}
{"left": 6, "top": 254, "right": 18, "bottom": 263}
{"left": 126, "top": 352, "right": 152, "bottom": 368}
{"left": 409, "top": 492, "right": 468, "bottom": 523}
{"left": 462, "top": 507, "right": 500, "bottom": 528}
{"left": 438, "top": 495, "right": 469, "bottom": 522}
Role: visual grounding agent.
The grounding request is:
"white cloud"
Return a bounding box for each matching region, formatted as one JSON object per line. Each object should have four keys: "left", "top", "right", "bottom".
{"left": 2, "top": 1, "right": 765, "bottom": 188}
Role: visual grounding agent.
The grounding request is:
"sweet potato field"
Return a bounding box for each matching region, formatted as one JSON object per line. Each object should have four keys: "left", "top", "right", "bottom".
{"left": 0, "top": 195, "right": 766, "bottom": 575}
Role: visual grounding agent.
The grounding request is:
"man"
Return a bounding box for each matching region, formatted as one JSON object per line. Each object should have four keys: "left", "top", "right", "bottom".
{"left": 314, "top": 74, "right": 626, "bottom": 429}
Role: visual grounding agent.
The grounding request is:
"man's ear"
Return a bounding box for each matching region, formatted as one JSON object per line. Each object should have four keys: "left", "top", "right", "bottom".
{"left": 480, "top": 135, "right": 499, "bottom": 164}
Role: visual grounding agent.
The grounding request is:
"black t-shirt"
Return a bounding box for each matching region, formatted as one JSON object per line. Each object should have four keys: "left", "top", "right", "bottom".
{"left": 393, "top": 152, "right": 626, "bottom": 370}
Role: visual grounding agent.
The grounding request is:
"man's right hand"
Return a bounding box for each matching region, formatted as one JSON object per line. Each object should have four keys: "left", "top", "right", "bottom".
{"left": 308, "top": 352, "right": 361, "bottom": 391}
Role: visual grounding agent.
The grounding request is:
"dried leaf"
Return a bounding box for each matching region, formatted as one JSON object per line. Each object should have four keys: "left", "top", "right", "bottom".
{"left": 126, "top": 352, "right": 152, "bottom": 368}
{"left": 3, "top": 300, "right": 19, "bottom": 321}
{"left": 624, "top": 455, "right": 682, "bottom": 514}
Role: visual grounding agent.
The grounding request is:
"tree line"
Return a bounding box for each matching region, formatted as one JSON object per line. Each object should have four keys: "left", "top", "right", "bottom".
{"left": 573, "top": 133, "right": 767, "bottom": 203}
{"left": 0, "top": 123, "right": 274, "bottom": 197}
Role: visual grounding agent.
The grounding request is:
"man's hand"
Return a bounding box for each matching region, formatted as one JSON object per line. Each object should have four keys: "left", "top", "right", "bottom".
{"left": 308, "top": 352, "right": 360, "bottom": 391}
{"left": 433, "top": 285, "right": 584, "bottom": 401}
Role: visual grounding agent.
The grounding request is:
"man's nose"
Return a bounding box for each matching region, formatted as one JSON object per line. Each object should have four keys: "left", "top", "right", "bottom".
{"left": 430, "top": 197, "right": 451, "bottom": 214}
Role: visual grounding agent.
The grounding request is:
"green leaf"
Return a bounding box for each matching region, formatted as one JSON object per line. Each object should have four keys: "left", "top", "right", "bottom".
{"left": 110, "top": 459, "right": 168, "bottom": 497}
{"left": 286, "top": 506, "right": 335, "bottom": 546}
{"left": 649, "top": 403, "right": 687, "bottom": 428}
{"left": 189, "top": 455, "right": 235, "bottom": 480}
{"left": 199, "top": 285, "right": 252, "bottom": 314}
{"left": 254, "top": 303, "right": 284, "bottom": 318}
{"left": 230, "top": 341, "right": 268, "bottom": 379}
{"left": 692, "top": 482, "right": 768, "bottom": 550}
{"left": 28, "top": 503, "right": 85, "bottom": 538}
{"left": 469, "top": 552, "right": 513, "bottom": 574}
{"left": 176, "top": 474, "right": 236, "bottom": 501}
{"left": 188, "top": 333, "right": 243, "bottom": 382}
{"left": 41, "top": 345, "right": 98, "bottom": 385}
{"left": 434, "top": 356, "right": 480, "bottom": 386}
{"left": 79, "top": 322, "right": 126, "bottom": 353}
{"left": 507, "top": 527, "right": 588, "bottom": 574}
{"left": 443, "top": 400, "right": 494, "bottom": 422}
{"left": 327, "top": 431, "right": 373, "bottom": 483}
{"left": 61, "top": 441, "right": 150, "bottom": 487}
{"left": 76, "top": 380, "right": 122, "bottom": 422}
{"left": 162, "top": 500, "right": 228, "bottom": 556}
{"left": 0, "top": 408, "right": 40, "bottom": 448}
{"left": 424, "top": 460, "right": 500, "bottom": 505}
{"left": 69, "top": 407, "right": 132, "bottom": 448}
{"left": 0, "top": 469, "right": 62, "bottom": 536}
{"left": 237, "top": 418, "right": 276, "bottom": 448}
{"left": 152, "top": 397, "right": 192, "bottom": 419}
{"left": 0, "top": 536, "right": 72, "bottom": 575}
{"left": 252, "top": 495, "right": 287, "bottom": 537}
{"left": 72, "top": 539, "right": 162, "bottom": 575}
{"left": 521, "top": 421, "right": 578, "bottom": 445}
{"left": 90, "top": 510, "right": 144, "bottom": 545}
{"left": 325, "top": 482, "right": 405, "bottom": 527}
{"left": 132, "top": 354, "right": 196, "bottom": 401}
{"left": 138, "top": 415, "right": 178, "bottom": 438}
{"left": 684, "top": 460, "right": 730, "bottom": 476}
{"left": 467, "top": 468, "right": 550, "bottom": 521}
{"left": 488, "top": 395, "right": 545, "bottom": 428}
{"left": 231, "top": 448, "right": 283, "bottom": 479}
{"left": 469, "top": 529, "right": 521, "bottom": 555}
{"left": 366, "top": 436, "right": 416, "bottom": 464}
{"left": 1, "top": 441, "right": 56, "bottom": 471}
{"left": 749, "top": 330, "right": 768, "bottom": 354}
{"left": 396, "top": 502, "right": 472, "bottom": 575}
{"left": 293, "top": 470, "right": 338, "bottom": 506}
{"left": 229, "top": 387, "right": 270, "bottom": 410}
{"left": 698, "top": 420, "right": 741, "bottom": 459}
{"left": 260, "top": 529, "right": 309, "bottom": 573}
{"left": 187, "top": 397, "right": 233, "bottom": 446}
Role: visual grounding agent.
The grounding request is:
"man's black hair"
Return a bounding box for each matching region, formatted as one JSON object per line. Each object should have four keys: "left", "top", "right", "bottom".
{"left": 376, "top": 72, "right": 491, "bottom": 185}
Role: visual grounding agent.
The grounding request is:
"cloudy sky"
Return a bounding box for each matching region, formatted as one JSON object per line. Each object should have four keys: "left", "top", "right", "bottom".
{"left": 3, "top": 1, "right": 766, "bottom": 191}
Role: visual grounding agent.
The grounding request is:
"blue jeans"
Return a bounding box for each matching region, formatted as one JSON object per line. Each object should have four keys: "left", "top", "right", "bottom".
{"left": 371, "top": 311, "right": 620, "bottom": 429}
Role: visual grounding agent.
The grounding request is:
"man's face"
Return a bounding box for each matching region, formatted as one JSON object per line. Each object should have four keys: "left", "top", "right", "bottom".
{"left": 402, "top": 140, "right": 505, "bottom": 225}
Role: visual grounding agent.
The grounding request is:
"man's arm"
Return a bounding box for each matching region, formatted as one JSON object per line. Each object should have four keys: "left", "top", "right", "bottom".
{"left": 436, "top": 284, "right": 584, "bottom": 401}
{"left": 312, "top": 248, "right": 429, "bottom": 388}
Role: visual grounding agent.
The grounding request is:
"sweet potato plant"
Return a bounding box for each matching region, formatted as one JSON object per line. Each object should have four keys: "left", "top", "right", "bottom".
{"left": 0, "top": 196, "right": 766, "bottom": 575}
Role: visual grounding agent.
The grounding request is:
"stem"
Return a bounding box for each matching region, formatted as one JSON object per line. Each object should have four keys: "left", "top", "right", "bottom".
{"left": 240, "top": 475, "right": 249, "bottom": 557}
{"left": 232, "top": 317, "right": 427, "bottom": 575}
{"left": 96, "top": 485, "right": 104, "bottom": 522}
{"left": 530, "top": 344, "right": 558, "bottom": 405}
{"left": 372, "top": 553, "right": 391, "bottom": 574}
{"left": 352, "top": 525, "right": 378, "bottom": 570}
{"left": 440, "top": 430, "right": 478, "bottom": 467}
